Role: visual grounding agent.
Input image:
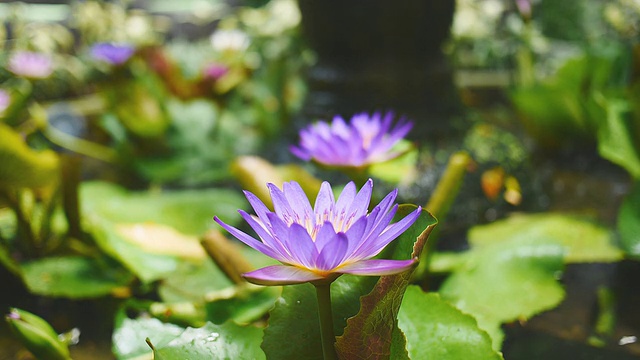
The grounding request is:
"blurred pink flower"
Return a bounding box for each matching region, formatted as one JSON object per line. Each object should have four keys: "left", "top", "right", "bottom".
{"left": 202, "top": 63, "right": 229, "bottom": 80}
{"left": 7, "top": 51, "right": 53, "bottom": 79}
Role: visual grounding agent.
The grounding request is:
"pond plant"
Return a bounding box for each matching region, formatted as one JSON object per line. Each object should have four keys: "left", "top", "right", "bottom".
{"left": 0, "top": 0, "right": 639, "bottom": 359}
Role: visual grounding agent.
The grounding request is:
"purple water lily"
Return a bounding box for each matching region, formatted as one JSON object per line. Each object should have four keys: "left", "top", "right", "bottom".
{"left": 90, "top": 43, "right": 135, "bottom": 65}
{"left": 290, "top": 112, "right": 413, "bottom": 168}
{"left": 7, "top": 51, "right": 53, "bottom": 79}
{"left": 214, "top": 179, "right": 421, "bottom": 286}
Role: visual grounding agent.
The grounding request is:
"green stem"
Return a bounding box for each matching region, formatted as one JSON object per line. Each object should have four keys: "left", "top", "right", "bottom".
{"left": 415, "top": 151, "right": 471, "bottom": 285}
{"left": 314, "top": 283, "right": 337, "bottom": 360}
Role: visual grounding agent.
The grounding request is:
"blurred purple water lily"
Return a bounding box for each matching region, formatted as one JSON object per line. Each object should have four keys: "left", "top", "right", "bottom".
{"left": 90, "top": 43, "right": 135, "bottom": 65}
{"left": 290, "top": 112, "right": 413, "bottom": 168}
{"left": 214, "top": 179, "right": 421, "bottom": 286}
{"left": 7, "top": 51, "right": 53, "bottom": 79}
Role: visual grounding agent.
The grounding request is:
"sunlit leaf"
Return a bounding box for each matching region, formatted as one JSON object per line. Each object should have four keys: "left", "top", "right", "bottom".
{"left": 116, "top": 223, "right": 206, "bottom": 260}
{"left": 439, "top": 239, "right": 565, "bottom": 349}
{"left": 21, "top": 256, "right": 133, "bottom": 298}
{"left": 151, "top": 322, "right": 265, "bottom": 360}
{"left": 112, "top": 313, "right": 184, "bottom": 360}
{"left": 398, "top": 286, "right": 503, "bottom": 360}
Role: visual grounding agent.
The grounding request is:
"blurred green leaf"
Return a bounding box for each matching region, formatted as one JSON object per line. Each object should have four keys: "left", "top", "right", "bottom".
{"left": 151, "top": 322, "right": 265, "bottom": 360}
{"left": 21, "top": 256, "right": 133, "bottom": 298}
{"left": 158, "top": 259, "right": 233, "bottom": 303}
{"left": 597, "top": 98, "right": 640, "bottom": 179}
{"left": 468, "top": 213, "right": 623, "bottom": 263}
{"left": 205, "top": 284, "right": 280, "bottom": 325}
{"left": 398, "top": 287, "right": 503, "bottom": 360}
{"left": 81, "top": 181, "right": 244, "bottom": 236}
{"left": 618, "top": 182, "right": 640, "bottom": 259}
{"left": 0, "top": 123, "right": 59, "bottom": 189}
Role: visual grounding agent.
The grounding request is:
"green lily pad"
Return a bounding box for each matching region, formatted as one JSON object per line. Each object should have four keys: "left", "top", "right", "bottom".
{"left": 81, "top": 181, "right": 245, "bottom": 236}
{"left": 151, "top": 322, "right": 265, "bottom": 360}
{"left": 468, "top": 213, "right": 622, "bottom": 263}
{"left": 80, "top": 182, "right": 246, "bottom": 283}
{"left": 21, "top": 256, "right": 134, "bottom": 298}
{"left": 158, "top": 258, "right": 234, "bottom": 303}
{"left": 618, "top": 182, "right": 640, "bottom": 258}
{"left": 438, "top": 238, "right": 566, "bottom": 349}
{"left": 398, "top": 286, "right": 503, "bottom": 360}
{"left": 205, "top": 284, "right": 281, "bottom": 325}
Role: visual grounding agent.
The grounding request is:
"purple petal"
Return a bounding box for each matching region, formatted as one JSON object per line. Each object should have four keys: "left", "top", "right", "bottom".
{"left": 243, "top": 190, "right": 272, "bottom": 222}
{"left": 314, "top": 182, "right": 335, "bottom": 216}
{"left": 239, "top": 210, "right": 292, "bottom": 262}
{"left": 335, "top": 182, "right": 356, "bottom": 215}
{"left": 337, "top": 259, "right": 417, "bottom": 276}
{"left": 366, "top": 206, "right": 422, "bottom": 257}
{"left": 267, "top": 183, "right": 295, "bottom": 221}
{"left": 315, "top": 232, "right": 349, "bottom": 271}
{"left": 286, "top": 223, "right": 318, "bottom": 268}
{"left": 243, "top": 265, "right": 325, "bottom": 285}
{"left": 290, "top": 145, "right": 311, "bottom": 161}
{"left": 353, "top": 206, "right": 422, "bottom": 260}
{"left": 213, "top": 216, "right": 283, "bottom": 261}
{"left": 347, "top": 179, "right": 373, "bottom": 218}
{"left": 314, "top": 221, "right": 338, "bottom": 253}
{"left": 283, "top": 181, "right": 313, "bottom": 223}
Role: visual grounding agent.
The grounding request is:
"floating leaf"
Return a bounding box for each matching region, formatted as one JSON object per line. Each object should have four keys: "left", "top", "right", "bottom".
{"left": 158, "top": 258, "right": 233, "bottom": 303}
{"left": 398, "top": 286, "right": 503, "bottom": 360}
{"left": 439, "top": 239, "right": 565, "bottom": 349}
{"left": 21, "top": 256, "right": 133, "bottom": 298}
{"left": 81, "top": 182, "right": 246, "bottom": 283}
{"left": 618, "top": 182, "right": 640, "bottom": 258}
{"left": 468, "top": 213, "right": 622, "bottom": 263}
{"left": 81, "top": 181, "right": 245, "bottom": 236}
{"left": 151, "top": 322, "right": 265, "bottom": 360}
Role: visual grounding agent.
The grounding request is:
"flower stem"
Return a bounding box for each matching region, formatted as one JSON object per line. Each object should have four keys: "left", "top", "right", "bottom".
{"left": 314, "top": 283, "right": 337, "bottom": 360}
